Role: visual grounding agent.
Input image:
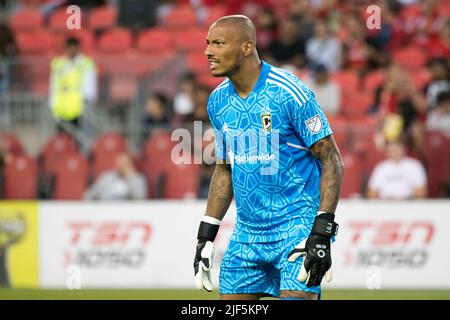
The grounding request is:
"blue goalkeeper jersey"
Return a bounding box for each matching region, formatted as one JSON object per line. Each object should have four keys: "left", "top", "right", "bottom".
{"left": 208, "top": 61, "right": 333, "bottom": 243}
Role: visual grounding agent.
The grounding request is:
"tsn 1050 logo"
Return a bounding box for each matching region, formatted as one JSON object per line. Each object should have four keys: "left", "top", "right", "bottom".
{"left": 344, "top": 221, "right": 435, "bottom": 269}
{"left": 64, "top": 221, "right": 152, "bottom": 269}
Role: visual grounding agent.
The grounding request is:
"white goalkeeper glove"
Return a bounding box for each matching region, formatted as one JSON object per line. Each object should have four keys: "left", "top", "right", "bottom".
{"left": 288, "top": 212, "right": 338, "bottom": 287}
{"left": 193, "top": 216, "right": 221, "bottom": 292}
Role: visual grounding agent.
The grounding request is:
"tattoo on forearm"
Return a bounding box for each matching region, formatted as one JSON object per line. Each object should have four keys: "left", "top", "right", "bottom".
{"left": 205, "top": 164, "right": 233, "bottom": 220}
{"left": 311, "top": 135, "right": 344, "bottom": 213}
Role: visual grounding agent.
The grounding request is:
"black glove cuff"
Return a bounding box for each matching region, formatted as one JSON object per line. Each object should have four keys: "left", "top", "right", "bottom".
{"left": 197, "top": 221, "right": 220, "bottom": 242}
{"left": 311, "top": 212, "right": 339, "bottom": 237}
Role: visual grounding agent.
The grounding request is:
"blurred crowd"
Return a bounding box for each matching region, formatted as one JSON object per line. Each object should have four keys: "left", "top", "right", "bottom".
{"left": 0, "top": 0, "right": 449, "bottom": 200}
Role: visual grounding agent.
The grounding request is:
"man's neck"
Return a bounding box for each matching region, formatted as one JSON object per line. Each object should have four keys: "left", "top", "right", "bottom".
{"left": 229, "top": 58, "right": 262, "bottom": 99}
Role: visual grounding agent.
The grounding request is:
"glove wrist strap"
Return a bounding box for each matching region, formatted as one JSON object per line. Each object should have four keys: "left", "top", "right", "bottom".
{"left": 197, "top": 216, "right": 221, "bottom": 242}
{"left": 311, "top": 212, "right": 339, "bottom": 237}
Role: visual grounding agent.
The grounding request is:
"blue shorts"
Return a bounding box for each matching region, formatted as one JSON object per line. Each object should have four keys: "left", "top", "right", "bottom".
{"left": 219, "top": 236, "right": 321, "bottom": 297}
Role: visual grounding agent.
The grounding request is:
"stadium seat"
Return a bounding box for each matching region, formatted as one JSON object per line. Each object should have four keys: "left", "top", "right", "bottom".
{"left": 87, "top": 5, "right": 117, "bottom": 30}
{"left": 341, "top": 90, "right": 372, "bottom": 117}
{"left": 9, "top": 8, "right": 43, "bottom": 33}
{"left": 203, "top": 4, "right": 226, "bottom": 27}
{"left": 186, "top": 52, "right": 210, "bottom": 76}
{"left": 136, "top": 28, "right": 174, "bottom": 54}
{"left": 48, "top": 8, "right": 86, "bottom": 33}
{"left": 163, "top": 163, "right": 200, "bottom": 199}
{"left": 174, "top": 28, "right": 208, "bottom": 53}
{"left": 393, "top": 47, "right": 426, "bottom": 70}
{"left": 363, "top": 70, "right": 385, "bottom": 92}
{"left": 40, "top": 133, "right": 78, "bottom": 175}
{"left": 162, "top": 6, "right": 198, "bottom": 30}
{"left": 425, "top": 130, "right": 450, "bottom": 197}
{"left": 198, "top": 74, "right": 224, "bottom": 89}
{"left": 91, "top": 132, "right": 127, "bottom": 178}
{"left": 98, "top": 28, "right": 133, "bottom": 54}
{"left": 326, "top": 115, "right": 349, "bottom": 149}
{"left": 340, "top": 151, "right": 363, "bottom": 198}
{"left": 108, "top": 76, "right": 139, "bottom": 101}
{"left": 331, "top": 71, "right": 359, "bottom": 92}
{"left": 3, "top": 155, "right": 37, "bottom": 199}
{"left": 15, "top": 31, "right": 60, "bottom": 55}
{"left": 53, "top": 153, "right": 88, "bottom": 200}
{"left": 143, "top": 131, "right": 175, "bottom": 198}
{"left": 0, "top": 133, "right": 25, "bottom": 156}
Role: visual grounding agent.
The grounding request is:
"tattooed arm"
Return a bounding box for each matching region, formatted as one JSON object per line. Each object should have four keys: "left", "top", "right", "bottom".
{"left": 310, "top": 135, "right": 344, "bottom": 213}
{"left": 205, "top": 162, "right": 234, "bottom": 220}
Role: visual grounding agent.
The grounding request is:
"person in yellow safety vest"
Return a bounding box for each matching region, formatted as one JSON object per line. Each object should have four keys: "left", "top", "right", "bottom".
{"left": 49, "top": 37, "right": 97, "bottom": 129}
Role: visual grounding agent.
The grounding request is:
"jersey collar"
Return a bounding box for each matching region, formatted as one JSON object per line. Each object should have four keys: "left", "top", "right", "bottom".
{"left": 227, "top": 60, "right": 271, "bottom": 97}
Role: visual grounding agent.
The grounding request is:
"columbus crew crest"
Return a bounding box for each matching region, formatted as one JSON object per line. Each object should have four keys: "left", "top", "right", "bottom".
{"left": 305, "top": 115, "right": 322, "bottom": 134}
{"left": 261, "top": 113, "right": 272, "bottom": 132}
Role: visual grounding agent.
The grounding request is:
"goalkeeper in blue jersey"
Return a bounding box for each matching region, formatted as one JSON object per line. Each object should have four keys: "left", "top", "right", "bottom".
{"left": 193, "top": 15, "right": 344, "bottom": 300}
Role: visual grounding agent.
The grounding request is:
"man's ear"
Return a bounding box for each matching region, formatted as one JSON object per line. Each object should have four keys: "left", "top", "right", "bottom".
{"left": 242, "top": 41, "right": 254, "bottom": 57}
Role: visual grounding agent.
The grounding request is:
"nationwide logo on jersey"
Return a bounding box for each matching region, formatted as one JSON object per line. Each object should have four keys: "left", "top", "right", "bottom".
{"left": 261, "top": 113, "right": 272, "bottom": 132}
{"left": 305, "top": 115, "right": 322, "bottom": 134}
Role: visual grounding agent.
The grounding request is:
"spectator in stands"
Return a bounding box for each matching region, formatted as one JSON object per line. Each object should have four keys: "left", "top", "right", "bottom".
{"left": 288, "top": 0, "right": 316, "bottom": 43}
{"left": 378, "top": 64, "right": 427, "bottom": 147}
{"left": 266, "top": 18, "right": 306, "bottom": 70}
{"left": 426, "top": 90, "right": 450, "bottom": 137}
{"left": 255, "top": 7, "right": 278, "bottom": 54}
{"left": 49, "top": 37, "right": 97, "bottom": 133}
{"left": 426, "top": 18, "right": 450, "bottom": 59}
{"left": 84, "top": 152, "right": 147, "bottom": 200}
{"left": 143, "top": 92, "right": 170, "bottom": 131}
{"left": 426, "top": 58, "right": 450, "bottom": 110}
{"left": 303, "top": 64, "right": 341, "bottom": 115}
{"left": 193, "top": 84, "right": 211, "bottom": 122}
{"left": 367, "top": 139, "right": 427, "bottom": 199}
{"left": 172, "top": 72, "right": 197, "bottom": 125}
{"left": 0, "top": 24, "right": 15, "bottom": 93}
{"left": 306, "top": 19, "right": 341, "bottom": 72}
{"left": 341, "top": 14, "right": 368, "bottom": 72}
{"left": 117, "top": 0, "right": 157, "bottom": 30}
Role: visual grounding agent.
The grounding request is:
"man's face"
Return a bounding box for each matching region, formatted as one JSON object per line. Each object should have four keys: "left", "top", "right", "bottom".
{"left": 66, "top": 44, "right": 79, "bottom": 58}
{"left": 386, "top": 142, "right": 405, "bottom": 162}
{"left": 204, "top": 23, "right": 245, "bottom": 77}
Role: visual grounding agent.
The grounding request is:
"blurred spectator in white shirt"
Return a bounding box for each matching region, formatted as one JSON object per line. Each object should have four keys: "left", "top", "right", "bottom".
{"left": 84, "top": 153, "right": 147, "bottom": 200}
{"left": 367, "top": 140, "right": 427, "bottom": 199}
{"left": 304, "top": 64, "right": 341, "bottom": 115}
{"left": 306, "top": 19, "right": 341, "bottom": 72}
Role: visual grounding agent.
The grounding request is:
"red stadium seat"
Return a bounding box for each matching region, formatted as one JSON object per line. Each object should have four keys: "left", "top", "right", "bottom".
{"left": 15, "top": 31, "right": 60, "bottom": 55}
{"left": 363, "top": 70, "right": 385, "bottom": 92}
{"left": 108, "top": 77, "right": 138, "bottom": 101}
{"left": 341, "top": 90, "right": 372, "bottom": 117}
{"left": 425, "top": 130, "right": 450, "bottom": 197}
{"left": 174, "top": 28, "right": 208, "bottom": 53}
{"left": 91, "top": 133, "right": 127, "bottom": 178}
{"left": 3, "top": 155, "right": 37, "bottom": 199}
{"left": 87, "top": 5, "right": 117, "bottom": 30}
{"left": 162, "top": 6, "right": 198, "bottom": 30}
{"left": 203, "top": 5, "right": 226, "bottom": 27}
{"left": 98, "top": 28, "right": 133, "bottom": 54}
{"left": 0, "top": 133, "right": 25, "bottom": 156}
{"left": 48, "top": 8, "right": 68, "bottom": 32}
{"left": 164, "top": 163, "right": 200, "bottom": 199}
{"left": 198, "top": 74, "right": 224, "bottom": 88}
{"left": 393, "top": 47, "right": 427, "bottom": 70}
{"left": 137, "top": 28, "right": 174, "bottom": 54}
{"left": 186, "top": 52, "right": 210, "bottom": 76}
{"left": 340, "top": 151, "right": 363, "bottom": 198}
{"left": 53, "top": 153, "right": 88, "bottom": 199}
{"left": 41, "top": 133, "right": 78, "bottom": 175}
{"left": 331, "top": 71, "right": 359, "bottom": 92}
{"left": 143, "top": 131, "right": 176, "bottom": 198}
{"left": 9, "top": 8, "right": 43, "bottom": 33}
